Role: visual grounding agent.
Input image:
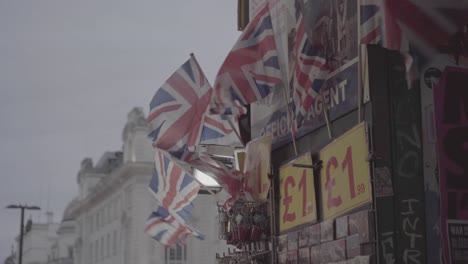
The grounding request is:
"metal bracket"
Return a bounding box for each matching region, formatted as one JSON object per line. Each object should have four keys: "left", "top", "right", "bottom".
{"left": 292, "top": 160, "right": 323, "bottom": 170}
{"left": 366, "top": 151, "right": 383, "bottom": 161}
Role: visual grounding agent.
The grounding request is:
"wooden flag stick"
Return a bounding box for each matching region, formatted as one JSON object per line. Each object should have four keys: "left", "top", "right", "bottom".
{"left": 224, "top": 114, "right": 245, "bottom": 147}
{"left": 281, "top": 86, "right": 298, "bottom": 156}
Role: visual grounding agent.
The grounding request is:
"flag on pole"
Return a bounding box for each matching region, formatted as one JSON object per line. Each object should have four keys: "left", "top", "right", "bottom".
{"left": 199, "top": 114, "right": 241, "bottom": 147}
{"left": 360, "top": 0, "right": 382, "bottom": 45}
{"left": 145, "top": 205, "right": 204, "bottom": 247}
{"left": 382, "top": 0, "right": 466, "bottom": 57}
{"left": 212, "top": 2, "right": 283, "bottom": 116}
{"left": 149, "top": 149, "right": 201, "bottom": 223}
{"left": 291, "top": 0, "right": 329, "bottom": 128}
{"left": 148, "top": 54, "right": 212, "bottom": 159}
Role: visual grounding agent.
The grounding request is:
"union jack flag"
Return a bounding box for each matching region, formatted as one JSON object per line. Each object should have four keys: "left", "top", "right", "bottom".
{"left": 360, "top": 0, "right": 382, "bottom": 45}
{"left": 149, "top": 150, "right": 201, "bottom": 223}
{"left": 212, "top": 2, "right": 283, "bottom": 116}
{"left": 382, "top": 0, "right": 465, "bottom": 57}
{"left": 291, "top": 0, "right": 329, "bottom": 128}
{"left": 148, "top": 55, "right": 212, "bottom": 160}
{"left": 145, "top": 205, "right": 204, "bottom": 247}
{"left": 199, "top": 114, "right": 241, "bottom": 146}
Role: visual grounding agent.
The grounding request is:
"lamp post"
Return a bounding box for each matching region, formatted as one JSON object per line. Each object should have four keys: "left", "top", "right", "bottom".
{"left": 6, "top": 204, "right": 40, "bottom": 264}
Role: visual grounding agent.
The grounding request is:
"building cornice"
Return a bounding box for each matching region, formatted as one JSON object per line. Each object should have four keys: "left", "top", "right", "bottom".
{"left": 68, "top": 161, "right": 152, "bottom": 218}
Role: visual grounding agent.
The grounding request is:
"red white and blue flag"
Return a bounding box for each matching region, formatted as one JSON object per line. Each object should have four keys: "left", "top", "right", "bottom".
{"left": 148, "top": 55, "right": 212, "bottom": 160}
{"left": 212, "top": 3, "right": 282, "bottom": 116}
{"left": 199, "top": 114, "right": 241, "bottom": 147}
{"left": 149, "top": 150, "right": 201, "bottom": 223}
{"left": 291, "top": 0, "right": 329, "bottom": 128}
{"left": 382, "top": 0, "right": 465, "bottom": 56}
{"left": 145, "top": 205, "right": 204, "bottom": 247}
{"left": 360, "top": 0, "right": 382, "bottom": 45}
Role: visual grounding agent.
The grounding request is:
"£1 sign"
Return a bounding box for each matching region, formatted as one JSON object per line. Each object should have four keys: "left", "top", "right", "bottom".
{"left": 319, "top": 123, "right": 372, "bottom": 220}
{"left": 279, "top": 153, "right": 317, "bottom": 232}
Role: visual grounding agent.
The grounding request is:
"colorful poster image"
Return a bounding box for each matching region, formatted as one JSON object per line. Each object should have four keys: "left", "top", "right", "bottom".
{"left": 434, "top": 66, "right": 468, "bottom": 264}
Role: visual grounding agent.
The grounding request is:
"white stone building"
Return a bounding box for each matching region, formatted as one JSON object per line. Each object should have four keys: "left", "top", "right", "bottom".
{"left": 65, "top": 108, "right": 229, "bottom": 264}
{"left": 21, "top": 213, "right": 59, "bottom": 264}
{"left": 46, "top": 209, "right": 76, "bottom": 264}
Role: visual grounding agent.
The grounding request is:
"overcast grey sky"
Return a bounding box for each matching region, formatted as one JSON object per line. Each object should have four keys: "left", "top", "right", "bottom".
{"left": 0, "top": 0, "right": 240, "bottom": 260}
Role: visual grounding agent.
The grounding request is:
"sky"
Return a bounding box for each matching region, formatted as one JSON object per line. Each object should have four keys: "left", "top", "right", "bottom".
{"left": 0, "top": 0, "right": 240, "bottom": 260}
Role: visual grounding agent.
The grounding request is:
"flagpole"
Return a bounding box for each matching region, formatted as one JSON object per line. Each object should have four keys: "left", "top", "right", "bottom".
{"left": 318, "top": 83, "right": 333, "bottom": 139}
{"left": 224, "top": 114, "right": 245, "bottom": 147}
{"left": 281, "top": 86, "right": 298, "bottom": 156}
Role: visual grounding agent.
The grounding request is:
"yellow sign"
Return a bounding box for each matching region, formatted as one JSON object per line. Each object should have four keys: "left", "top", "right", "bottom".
{"left": 243, "top": 136, "right": 272, "bottom": 201}
{"left": 319, "top": 123, "right": 371, "bottom": 220}
{"left": 279, "top": 153, "right": 317, "bottom": 232}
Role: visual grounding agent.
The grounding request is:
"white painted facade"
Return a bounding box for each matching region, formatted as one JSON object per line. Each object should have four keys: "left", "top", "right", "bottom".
{"left": 21, "top": 214, "right": 59, "bottom": 264}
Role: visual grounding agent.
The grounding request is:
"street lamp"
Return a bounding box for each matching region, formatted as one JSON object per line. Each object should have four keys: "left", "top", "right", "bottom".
{"left": 6, "top": 204, "right": 41, "bottom": 264}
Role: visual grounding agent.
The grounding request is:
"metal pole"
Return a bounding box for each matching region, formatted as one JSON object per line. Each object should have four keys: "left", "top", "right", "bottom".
{"left": 6, "top": 204, "right": 40, "bottom": 264}
{"left": 18, "top": 207, "right": 24, "bottom": 264}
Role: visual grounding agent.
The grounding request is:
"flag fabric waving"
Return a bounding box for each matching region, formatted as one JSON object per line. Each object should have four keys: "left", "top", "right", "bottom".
{"left": 291, "top": 0, "right": 329, "bottom": 128}
{"left": 212, "top": 2, "right": 282, "bottom": 116}
{"left": 199, "top": 114, "right": 241, "bottom": 147}
{"left": 360, "top": 0, "right": 382, "bottom": 45}
{"left": 145, "top": 205, "right": 204, "bottom": 247}
{"left": 149, "top": 149, "right": 201, "bottom": 223}
{"left": 148, "top": 55, "right": 212, "bottom": 160}
{"left": 382, "top": 0, "right": 466, "bottom": 57}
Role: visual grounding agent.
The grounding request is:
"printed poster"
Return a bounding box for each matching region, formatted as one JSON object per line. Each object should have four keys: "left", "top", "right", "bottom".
{"left": 434, "top": 66, "right": 468, "bottom": 264}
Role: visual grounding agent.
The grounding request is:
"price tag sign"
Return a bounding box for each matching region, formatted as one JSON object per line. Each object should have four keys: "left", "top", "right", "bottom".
{"left": 279, "top": 153, "right": 317, "bottom": 232}
{"left": 319, "top": 123, "right": 371, "bottom": 220}
{"left": 244, "top": 136, "right": 272, "bottom": 201}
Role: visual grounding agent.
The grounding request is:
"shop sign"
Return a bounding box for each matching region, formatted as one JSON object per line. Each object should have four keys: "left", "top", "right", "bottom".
{"left": 279, "top": 153, "right": 317, "bottom": 232}
{"left": 251, "top": 61, "right": 359, "bottom": 148}
{"left": 319, "top": 122, "right": 371, "bottom": 220}
{"left": 243, "top": 136, "right": 273, "bottom": 201}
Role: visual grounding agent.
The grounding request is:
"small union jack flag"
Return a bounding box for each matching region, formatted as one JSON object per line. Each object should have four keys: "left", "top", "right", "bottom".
{"left": 145, "top": 205, "right": 204, "bottom": 247}
{"left": 212, "top": 2, "right": 283, "bottom": 116}
{"left": 360, "top": 0, "right": 382, "bottom": 45}
{"left": 199, "top": 114, "right": 241, "bottom": 147}
{"left": 149, "top": 150, "right": 201, "bottom": 224}
{"left": 148, "top": 54, "right": 212, "bottom": 160}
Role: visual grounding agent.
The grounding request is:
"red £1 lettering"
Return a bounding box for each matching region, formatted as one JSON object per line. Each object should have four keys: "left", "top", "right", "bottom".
{"left": 282, "top": 176, "right": 296, "bottom": 223}
{"left": 325, "top": 157, "right": 342, "bottom": 209}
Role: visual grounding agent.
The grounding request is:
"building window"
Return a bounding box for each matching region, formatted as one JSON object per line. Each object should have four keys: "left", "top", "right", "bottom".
{"left": 107, "top": 204, "right": 110, "bottom": 223}
{"left": 101, "top": 209, "right": 105, "bottom": 228}
{"left": 68, "top": 246, "right": 74, "bottom": 258}
{"left": 101, "top": 237, "right": 104, "bottom": 259}
{"left": 107, "top": 233, "right": 111, "bottom": 258}
{"left": 95, "top": 240, "right": 99, "bottom": 263}
{"left": 116, "top": 196, "right": 121, "bottom": 215}
{"left": 125, "top": 186, "right": 133, "bottom": 209}
{"left": 89, "top": 242, "right": 93, "bottom": 264}
{"left": 113, "top": 230, "right": 117, "bottom": 255}
{"left": 96, "top": 212, "right": 99, "bottom": 231}
{"left": 165, "top": 245, "right": 187, "bottom": 264}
